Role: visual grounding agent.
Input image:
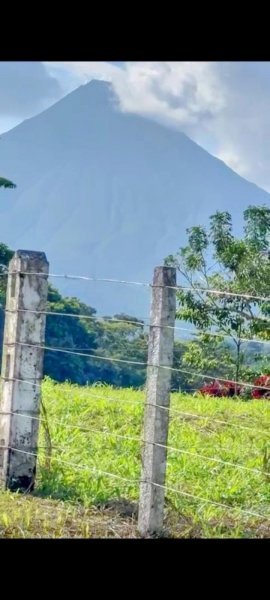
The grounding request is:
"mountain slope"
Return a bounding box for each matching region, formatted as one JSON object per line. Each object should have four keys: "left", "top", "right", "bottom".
{"left": 0, "top": 80, "right": 269, "bottom": 316}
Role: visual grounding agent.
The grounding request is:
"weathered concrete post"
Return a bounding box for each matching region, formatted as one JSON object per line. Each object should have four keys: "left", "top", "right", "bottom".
{"left": 138, "top": 266, "right": 176, "bottom": 536}
{"left": 0, "top": 250, "right": 49, "bottom": 491}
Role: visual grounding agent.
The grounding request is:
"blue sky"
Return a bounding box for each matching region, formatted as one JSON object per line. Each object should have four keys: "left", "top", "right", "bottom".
{"left": 1, "top": 61, "right": 270, "bottom": 192}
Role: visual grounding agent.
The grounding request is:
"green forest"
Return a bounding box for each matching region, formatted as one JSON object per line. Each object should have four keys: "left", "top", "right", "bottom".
{"left": 0, "top": 205, "right": 270, "bottom": 392}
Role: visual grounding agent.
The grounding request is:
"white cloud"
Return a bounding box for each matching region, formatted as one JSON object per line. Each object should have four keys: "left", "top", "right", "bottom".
{"left": 113, "top": 62, "right": 226, "bottom": 124}
{"left": 45, "top": 61, "right": 270, "bottom": 191}
{"left": 43, "top": 61, "right": 121, "bottom": 92}
{"left": 2, "top": 61, "right": 270, "bottom": 193}
{"left": 46, "top": 61, "right": 225, "bottom": 127}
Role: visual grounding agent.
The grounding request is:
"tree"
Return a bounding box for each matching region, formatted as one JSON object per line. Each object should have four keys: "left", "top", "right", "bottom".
{"left": 44, "top": 286, "right": 101, "bottom": 384}
{"left": 95, "top": 315, "right": 148, "bottom": 387}
{"left": 0, "top": 177, "right": 16, "bottom": 189}
{"left": 165, "top": 205, "right": 270, "bottom": 391}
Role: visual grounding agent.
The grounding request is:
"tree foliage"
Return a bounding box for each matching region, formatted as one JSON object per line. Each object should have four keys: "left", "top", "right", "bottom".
{"left": 165, "top": 205, "right": 270, "bottom": 388}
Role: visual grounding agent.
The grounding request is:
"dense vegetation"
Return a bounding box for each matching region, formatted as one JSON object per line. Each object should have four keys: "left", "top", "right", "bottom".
{"left": 165, "top": 205, "right": 270, "bottom": 390}
{"left": 0, "top": 205, "right": 269, "bottom": 392}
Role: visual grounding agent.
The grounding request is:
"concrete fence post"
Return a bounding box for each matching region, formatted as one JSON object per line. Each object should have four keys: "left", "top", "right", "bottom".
{"left": 138, "top": 266, "right": 176, "bottom": 536}
{"left": 0, "top": 250, "right": 49, "bottom": 491}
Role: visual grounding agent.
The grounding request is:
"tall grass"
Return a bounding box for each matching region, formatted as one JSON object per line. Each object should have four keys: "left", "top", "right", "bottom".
{"left": 28, "top": 377, "right": 270, "bottom": 538}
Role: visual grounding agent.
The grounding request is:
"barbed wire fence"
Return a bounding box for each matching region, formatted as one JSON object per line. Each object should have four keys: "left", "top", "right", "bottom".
{"left": 0, "top": 250, "right": 270, "bottom": 536}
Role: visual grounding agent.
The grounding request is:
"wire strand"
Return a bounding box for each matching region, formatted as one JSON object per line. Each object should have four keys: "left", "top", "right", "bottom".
{"left": 11, "top": 272, "right": 151, "bottom": 288}
{"left": 5, "top": 308, "right": 146, "bottom": 329}
{"left": 2, "top": 270, "right": 270, "bottom": 303}
{"left": 4, "top": 308, "right": 270, "bottom": 346}
{"left": 3, "top": 377, "right": 270, "bottom": 437}
{"left": 6, "top": 410, "right": 270, "bottom": 477}
{"left": 176, "top": 286, "right": 270, "bottom": 303}
{"left": 2, "top": 445, "right": 269, "bottom": 522}
{"left": 6, "top": 341, "right": 270, "bottom": 392}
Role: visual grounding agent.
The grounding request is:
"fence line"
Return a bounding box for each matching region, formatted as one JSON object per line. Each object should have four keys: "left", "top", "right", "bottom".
{"left": 5, "top": 341, "right": 270, "bottom": 393}
{"left": 2, "top": 377, "right": 145, "bottom": 407}
{"left": 1, "top": 269, "right": 270, "bottom": 303}
{"left": 1, "top": 272, "right": 152, "bottom": 287}
{"left": 174, "top": 286, "right": 270, "bottom": 303}
{"left": 5, "top": 308, "right": 146, "bottom": 328}
{"left": 1, "top": 444, "right": 269, "bottom": 522}
{"left": 4, "top": 308, "right": 270, "bottom": 346}
{"left": 173, "top": 326, "right": 270, "bottom": 346}
{"left": 1, "top": 256, "right": 270, "bottom": 537}
{"left": 167, "top": 409, "right": 270, "bottom": 436}
{"left": 2, "top": 377, "right": 270, "bottom": 437}
{"left": 2, "top": 409, "right": 269, "bottom": 477}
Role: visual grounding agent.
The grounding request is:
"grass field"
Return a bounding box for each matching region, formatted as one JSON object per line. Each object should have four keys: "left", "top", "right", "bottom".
{"left": 1, "top": 377, "right": 270, "bottom": 538}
